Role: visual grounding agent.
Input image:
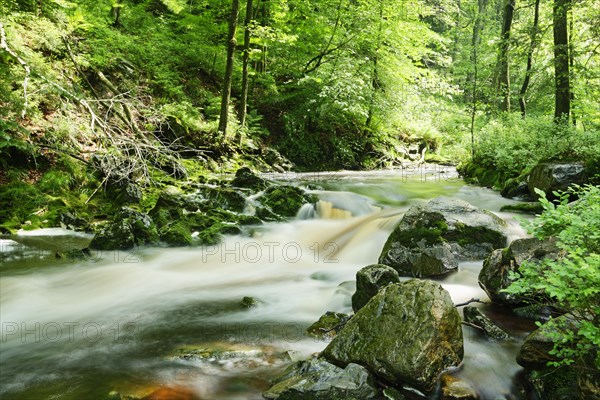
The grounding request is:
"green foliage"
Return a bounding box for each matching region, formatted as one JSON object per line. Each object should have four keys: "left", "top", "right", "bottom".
{"left": 505, "top": 185, "right": 600, "bottom": 369}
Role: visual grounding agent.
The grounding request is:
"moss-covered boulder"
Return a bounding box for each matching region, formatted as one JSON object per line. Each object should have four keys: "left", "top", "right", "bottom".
{"left": 351, "top": 264, "right": 400, "bottom": 312}
{"left": 306, "top": 311, "right": 349, "bottom": 339}
{"left": 478, "top": 237, "right": 561, "bottom": 306}
{"left": 322, "top": 280, "right": 463, "bottom": 393}
{"left": 379, "top": 197, "right": 507, "bottom": 277}
{"left": 230, "top": 167, "right": 271, "bottom": 192}
{"left": 263, "top": 357, "right": 379, "bottom": 400}
{"left": 195, "top": 222, "right": 242, "bottom": 245}
{"left": 257, "top": 186, "right": 317, "bottom": 219}
{"left": 440, "top": 374, "right": 479, "bottom": 400}
{"left": 528, "top": 162, "right": 588, "bottom": 201}
{"left": 89, "top": 207, "right": 159, "bottom": 250}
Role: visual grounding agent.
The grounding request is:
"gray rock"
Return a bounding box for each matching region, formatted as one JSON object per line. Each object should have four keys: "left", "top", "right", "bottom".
{"left": 528, "top": 162, "right": 587, "bottom": 200}
{"left": 351, "top": 264, "right": 400, "bottom": 312}
{"left": 379, "top": 197, "right": 508, "bottom": 277}
{"left": 322, "top": 280, "right": 463, "bottom": 393}
{"left": 263, "top": 358, "right": 379, "bottom": 400}
{"left": 306, "top": 311, "right": 349, "bottom": 340}
{"left": 463, "top": 306, "right": 509, "bottom": 341}
{"left": 478, "top": 238, "right": 561, "bottom": 306}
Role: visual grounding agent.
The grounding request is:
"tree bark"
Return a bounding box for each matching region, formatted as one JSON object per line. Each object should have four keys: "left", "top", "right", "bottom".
{"left": 497, "top": 0, "right": 515, "bottom": 112}
{"left": 239, "top": 0, "right": 253, "bottom": 131}
{"left": 218, "top": 0, "right": 241, "bottom": 140}
{"left": 518, "top": 0, "right": 540, "bottom": 117}
{"left": 553, "top": 0, "right": 571, "bottom": 122}
{"left": 469, "top": 0, "right": 488, "bottom": 157}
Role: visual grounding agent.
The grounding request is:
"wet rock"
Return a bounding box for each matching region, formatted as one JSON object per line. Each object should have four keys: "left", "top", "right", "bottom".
{"left": 55, "top": 247, "right": 92, "bottom": 260}
{"left": 351, "top": 264, "right": 401, "bottom": 312}
{"left": 379, "top": 197, "right": 507, "bottom": 277}
{"left": 479, "top": 238, "right": 562, "bottom": 306}
{"left": 528, "top": 162, "right": 587, "bottom": 200}
{"left": 523, "top": 368, "right": 579, "bottom": 400}
{"left": 463, "top": 307, "right": 509, "bottom": 341}
{"left": 262, "top": 148, "right": 294, "bottom": 172}
{"left": 306, "top": 311, "right": 349, "bottom": 340}
{"left": 59, "top": 211, "right": 89, "bottom": 231}
{"left": 517, "top": 316, "right": 576, "bottom": 369}
{"left": 231, "top": 167, "right": 271, "bottom": 192}
{"left": 440, "top": 375, "right": 479, "bottom": 400}
{"left": 195, "top": 222, "right": 242, "bottom": 245}
{"left": 501, "top": 179, "right": 530, "bottom": 199}
{"left": 90, "top": 207, "right": 158, "bottom": 250}
{"left": 195, "top": 185, "right": 246, "bottom": 213}
{"left": 263, "top": 357, "right": 379, "bottom": 400}
{"left": 322, "top": 280, "right": 463, "bottom": 393}
{"left": 257, "top": 186, "right": 317, "bottom": 219}
{"left": 159, "top": 221, "right": 193, "bottom": 246}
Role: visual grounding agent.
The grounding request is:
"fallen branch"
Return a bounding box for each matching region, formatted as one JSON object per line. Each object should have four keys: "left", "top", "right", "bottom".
{"left": 455, "top": 298, "right": 486, "bottom": 307}
{"left": 0, "top": 22, "right": 31, "bottom": 118}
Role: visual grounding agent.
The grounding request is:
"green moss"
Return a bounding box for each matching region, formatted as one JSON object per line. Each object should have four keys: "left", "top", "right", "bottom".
{"left": 196, "top": 222, "right": 242, "bottom": 245}
{"left": 446, "top": 225, "right": 506, "bottom": 248}
{"left": 260, "top": 185, "right": 318, "bottom": 218}
{"left": 500, "top": 202, "right": 544, "bottom": 214}
{"left": 159, "top": 221, "right": 192, "bottom": 246}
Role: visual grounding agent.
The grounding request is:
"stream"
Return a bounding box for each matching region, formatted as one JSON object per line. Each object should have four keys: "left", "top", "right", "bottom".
{"left": 1, "top": 167, "right": 536, "bottom": 399}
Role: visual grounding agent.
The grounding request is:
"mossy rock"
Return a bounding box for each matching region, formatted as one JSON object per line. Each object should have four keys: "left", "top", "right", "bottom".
{"left": 322, "top": 280, "right": 463, "bottom": 393}
{"left": 306, "top": 311, "right": 349, "bottom": 339}
{"left": 500, "top": 202, "right": 544, "bottom": 214}
{"left": 196, "top": 186, "right": 246, "bottom": 213}
{"left": 258, "top": 185, "right": 317, "bottom": 218}
{"left": 196, "top": 222, "right": 242, "bottom": 245}
{"left": 352, "top": 264, "right": 400, "bottom": 312}
{"left": 230, "top": 167, "right": 271, "bottom": 192}
{"left": 159, "top": 221, "right": 193, "bottom": 246}
{"left": 89, "top": 207, "right": 159, "bottom": 250}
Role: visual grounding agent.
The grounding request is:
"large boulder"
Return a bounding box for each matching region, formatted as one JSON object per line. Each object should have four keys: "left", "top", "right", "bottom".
{"left": 352, "top": 264, "right": 401, "bottom": 312}
{"left": 89, "top": 207, "right": 158, "bottom": 250}
{"left": 528, "top": 162, "right": 587, "bottom": 200}
{"left": 479, "top": 237, "right": 561, "bottom": 306}
{"left": 379, "top": 197, "right": 507, "bottom": 277}
{"left": 263, "top": 357, "right": 379, "bottom": 400}
{"left": 322, "top": 280, "right": 464, "bottom": 393}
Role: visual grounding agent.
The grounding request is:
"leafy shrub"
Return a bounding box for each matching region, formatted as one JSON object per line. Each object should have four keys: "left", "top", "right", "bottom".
{"left": 504, "top": 185, "right": 600, "bottom": 369}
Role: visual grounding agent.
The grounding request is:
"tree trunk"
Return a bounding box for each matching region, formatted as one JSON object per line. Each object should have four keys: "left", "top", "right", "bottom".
{"left": 518, "top": 0, "right": 540, "bottom": 117}
{"left": 239, "top": 0, "right": 254, "bottom": 131}
{"left": 496, "top": 0, "right": 515, "bottom": 112}
{"left": 218, "top": 0, "right": 241, "bottom": 140}
{"left": 553, "top": 0, "right": 570, "bottom": 122}
{"left": 568, "top": 2, "right": 576, "bottom": 125}
{"left": 469, "top": 0, "right": 488, "bottom": 157}
{"left": 366, "top": 0, "right": 384, "bottom": 129}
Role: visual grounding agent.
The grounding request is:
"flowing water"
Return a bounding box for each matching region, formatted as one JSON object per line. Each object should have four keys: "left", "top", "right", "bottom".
{"left": 1, "top": 167, "right": 535, "bottom": 399}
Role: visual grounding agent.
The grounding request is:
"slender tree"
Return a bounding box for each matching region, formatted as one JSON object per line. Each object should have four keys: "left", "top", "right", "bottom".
{"left": 496, "top": 0, "right": 515, "bottom": 112}
{"left": 218, "top": 0, "right": 241, "bottom": 140}
{"left": 469, "top": 0, "right": 488, "bottom": 156}
{"left": 518, "top": 0, "right": 540, "bottom": 117}
{"left": 239, "top": 0, "right": 254, "bottom": 131}
{"left": 553, "top": 0, "right": 571, "bottom": 121}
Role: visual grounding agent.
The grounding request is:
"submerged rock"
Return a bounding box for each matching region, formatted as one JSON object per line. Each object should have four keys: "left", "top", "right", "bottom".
{"left": 263, "top": 357, "right": 379, "bottom": 400}
{"left": 478, "top": 237, "right": 561, "bottom": 306}
{"left": 322, "top": 280, "right": 463, "bottom": 393}
{"left": 463, "top": 306, "right": 509, "bottom": 341}
{"left": 379, "top": 197, "right": 507, "bottom": 277}
{"left": 351, "top": 264, "right": 400, "bottom": 312}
